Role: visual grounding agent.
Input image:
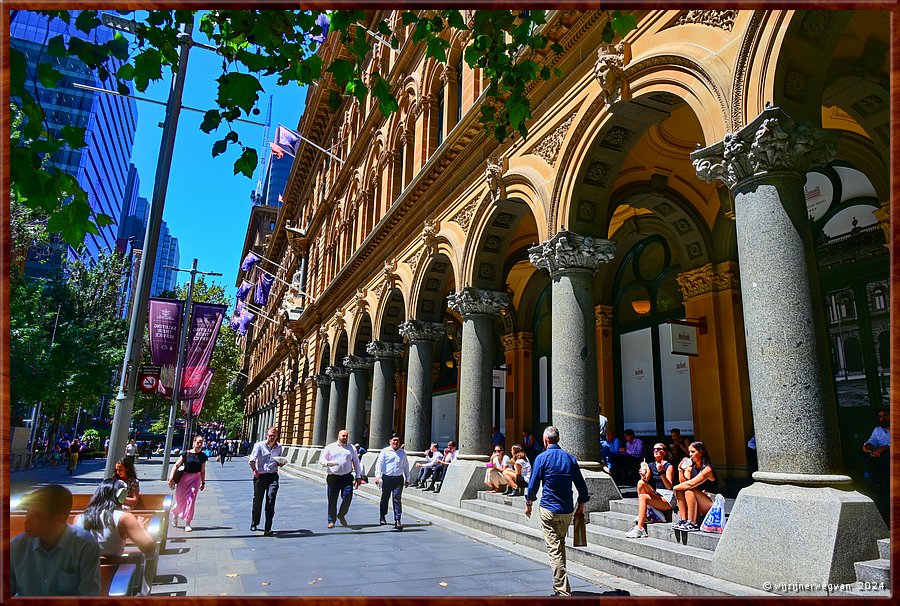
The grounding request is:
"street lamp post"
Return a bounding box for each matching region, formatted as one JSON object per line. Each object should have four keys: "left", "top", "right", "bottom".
{"left": 29, "top": 303, "right": 63, "bottom": 466}
{"left": 159, "top": 259, "right": 221, "bottom": 480}
{"left": 105, "top": 19, "right": 194, "bottom": 478}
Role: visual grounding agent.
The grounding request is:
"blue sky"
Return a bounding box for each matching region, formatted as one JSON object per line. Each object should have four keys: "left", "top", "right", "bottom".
{"left": 129, "top": 19, "right": 307, "bottom": 302}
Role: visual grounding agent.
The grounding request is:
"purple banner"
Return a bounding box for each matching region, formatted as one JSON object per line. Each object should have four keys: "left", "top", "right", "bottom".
{"left": 238, "top": 308, "right": 255, "bottom": 335}
{"left": 181, "top": 370, "right": 212, "bottom": 418}
{"left": 179, "top": 303, "right": 227, "bottom": 400}
{"left": 254, "top": 272, "right": 275, "bottom": 306}
{"left": 148, "top": 298, "right": 184, "bottom": 398}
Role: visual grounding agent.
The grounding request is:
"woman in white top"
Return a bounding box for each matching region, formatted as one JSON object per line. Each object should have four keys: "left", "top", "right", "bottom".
{"left": 501, "top": 444, "right": 531, "bottom": 496}
{"left": 484, "top": 445, "right": 511, "bottom": 492}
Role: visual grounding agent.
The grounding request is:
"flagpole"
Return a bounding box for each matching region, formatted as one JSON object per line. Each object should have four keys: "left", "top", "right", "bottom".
{"left": 242, "top": 302, "right": 280, "bottom": 324}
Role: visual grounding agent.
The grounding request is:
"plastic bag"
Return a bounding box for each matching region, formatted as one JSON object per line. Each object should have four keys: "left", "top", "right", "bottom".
{"left": 646, "top": 505, "right": 666, "bottom": 523}
{"left": 573, "top": 512, "right": 587, "bottom": 547}
{"left": 700, "top": 493, "right": 726, "bottom": 533}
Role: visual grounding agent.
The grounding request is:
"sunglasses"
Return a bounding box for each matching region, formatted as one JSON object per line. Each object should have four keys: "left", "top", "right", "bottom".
{"left": 493, "top": 449, "right": 502, "bottom": 452}
{"left": 653, "top": 447, "right": 666, "bottom": 451}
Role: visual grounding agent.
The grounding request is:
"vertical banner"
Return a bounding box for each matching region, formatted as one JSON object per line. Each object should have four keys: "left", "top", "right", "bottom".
{"left": 179, "top": 303, "right": 227, "bottom": 400}
{"left": 181, "top": 370, "right": 213, "bottom": 418}
{"left": 148, "top": 298, "right": 184, "bottom": 397}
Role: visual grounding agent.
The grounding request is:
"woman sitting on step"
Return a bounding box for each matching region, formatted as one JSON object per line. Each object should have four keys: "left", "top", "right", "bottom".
{"left": 484, "top": 445, "right": 511, "bottom": 492}
{"left": 626, "top": 443, "right": 675, "bottom": 538}
{"left": 672, "top": 441, "right": 717, "bottom": 532}
{"left": 501, "top": 444, "right": 532, "bottom": 496}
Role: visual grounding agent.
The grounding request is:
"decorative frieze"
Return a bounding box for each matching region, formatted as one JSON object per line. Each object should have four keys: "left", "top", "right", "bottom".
{"left": 343, "top": 355, "right": 375, "bottom": 371}
{"left": 594, "top": 42, "right": 631, "bottom": 105}
{"left": 692, "top": 105, "right": 838, "bottom": 191}
{"left": 451, "top": 198, "right": 479, "bottom": 232}
{"left": 528, "top": 228, "right": 616, "bottom": 275}
{"left": 326, "top": 365, "right": 351, "bottom": 380}
{"left": 595, "top": 307, "right": 613, "bottom": 328}
{"left": 529, "top": 113, "right": 577, "bottom": 166}
{"left": 676, "top": 263, "right": 741, "bottom": 300}
{"left": 366, "top": 340, "right": 406, "bottom": 359}
{"left": 398, "top": 319, "right": 446, "bottom": 342}
{"left": 500, "top": 332, "right": 533, "bottom": 352}
{"left": 675, "top": 10, "right": 737, "bottom": 32}
{"left": 447, "top": 287, "right": 510, "bottom": 317}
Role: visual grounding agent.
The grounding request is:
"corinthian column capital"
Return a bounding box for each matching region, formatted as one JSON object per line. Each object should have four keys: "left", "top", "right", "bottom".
{"left": 447, "top": 287, "right": 509, "bottom": 317}
{"left": 326, "top": 365, "right": 351, "bottom": 380}
{"left": 366, "top": 340, "right": 405, "bottom": 359}
{"left": 343, "top": 355, "right": 375, "bottom": 371}
{"left": 313, "top": 374, "right": 332, "bottom": 386}
{"left": 399, "top": 319, "right": 446, "bottom": 342}
{"left": 529, "top": 228, "right": 616, "bottom": 275}
{"left": 692, "top": 105, "right": 838, "bottom": 191}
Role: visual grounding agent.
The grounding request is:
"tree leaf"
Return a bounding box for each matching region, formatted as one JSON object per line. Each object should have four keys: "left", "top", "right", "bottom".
{"left": 215, "top": 72, "right": 264, "bottom": 115}
{"left": 47, "top": 35, "right": 67, "bottom": 57}
{"left": 200, "top": 110, "right": 222, "bottom": 134}
{"left": 233, "top": 147, "right": 258, "bottom": 178}
{"left": 326, "top": 58, "right": 355, "bottom": 84}
{"left": 133, "top": 48, "right": 163, "bottom": 92}
{"left": 10, "top": 48, "right": 27, "bottom": 95}
{"left": 59, "top": 126, "right": 88, "bottom": 150}
{"left": 212, "top": 138, "right": 228, "bottom": 157}
{"left": 611, "top": 13, "right": 637, "bottom": 38}
{"left": 37, "top": 63, "right": 64, "bottom": 88}
{"left": 74, "top": 10, "right": 101, "bottom": 34}
{"left": 446, "top": 10, "right": 467, "bottom": 31}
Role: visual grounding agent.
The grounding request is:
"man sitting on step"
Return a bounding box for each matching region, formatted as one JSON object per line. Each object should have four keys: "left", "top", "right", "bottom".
{"left": 424, "top": 441, "right": 457, "bottom": 491}
{"left": 412, "top": 443, "right": 443, "bottom": 488}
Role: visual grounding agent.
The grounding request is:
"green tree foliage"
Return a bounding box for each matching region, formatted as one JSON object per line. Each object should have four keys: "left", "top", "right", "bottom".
{"left": 10, "top": 9, "right": 636, "bottom": 247}
{"left": 10, "top": 249, "right": 129, "bottom": 436}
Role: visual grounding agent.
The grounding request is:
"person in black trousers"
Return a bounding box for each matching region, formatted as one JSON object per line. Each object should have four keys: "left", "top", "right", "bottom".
{"left": 248, "top": 427, "right": 286, "bottom": 536}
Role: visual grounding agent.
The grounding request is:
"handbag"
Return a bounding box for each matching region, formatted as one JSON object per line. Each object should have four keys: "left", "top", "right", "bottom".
{"left": 172, "top": 464, "right": 185, "bottom": 485}
{"left": 572, "top": 512, "right": 587, "bottom": 547}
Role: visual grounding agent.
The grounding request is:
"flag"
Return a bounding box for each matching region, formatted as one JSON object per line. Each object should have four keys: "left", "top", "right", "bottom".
{"left": 311, "top": 12, "right": 330, "bottom": 43}
{"left": 269, "top": 141, "right": 284, "bottom": 160}
{"left": 236, "top": 280, "right": 253, "bottom": 301}
{"left": 181, "top": 370, "right": 212, "bottom": 418}
{"left": 254, "top": 271, "right": 275, "bottom": 306}
{"left": 241, "top": 251, "right": 259, "bottom": 272}
{"left": 238, "top": 308, "right": 255, "bottom": 335}
{"left": 179, "top": 303, "right": 227, "bottom": 400}
{"left": 148, "top": 298, "right": 184, "bottom": 398}
{"left": 274, "top": 125, "right": 300, "bottom": 157}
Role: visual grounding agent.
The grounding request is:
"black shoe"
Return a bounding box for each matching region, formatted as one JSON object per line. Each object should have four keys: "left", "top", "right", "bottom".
{"left": 338, "top": 515, "right": 348, "bottom": 527}
{"left": 503, "top": 488, "right": 516, "bottom": 496}
{"left": 263, "top": 530, "right": 274, "bottom": 536}
{"left": 394, "top": 521, "right": 403, "bottom": 530}
{"left": 423, "top": 484, "right": 434, "bottom": 491}
{"left": 379, "top": 517, "right": 387, "bottom": 525}
{"left": 250, "top": 524, "right": 258, "bottom": 532}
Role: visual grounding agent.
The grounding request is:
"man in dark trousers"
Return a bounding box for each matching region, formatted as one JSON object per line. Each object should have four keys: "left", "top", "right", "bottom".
{"left": 524, "top": 426, "right": 590, "bottom": 596}
{"left": 248, "top": 427, "right": 286, "bottom": 536}
{"left": 320, "top": 429, "right": 363, "bottom": 528}
{"left": 375, "top": 435, "right": 410, "bottom": 530}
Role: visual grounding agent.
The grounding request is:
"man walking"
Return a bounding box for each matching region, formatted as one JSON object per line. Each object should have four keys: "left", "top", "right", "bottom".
{"left": 375, "top": 435, "right": 410, "bottom": 530}
{"left": 248, "top": 426, "right": 286, "bottom": 536}
{"left": 524, "top": 426, "right": 590, "bottom": 596}
{"left": 320, "top": 429, "right": 363, "bottom": 528}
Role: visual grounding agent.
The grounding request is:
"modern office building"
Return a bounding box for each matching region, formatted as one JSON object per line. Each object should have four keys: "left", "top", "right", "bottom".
{"left": 11, "top": 10, "right": 138, "bottom": 278}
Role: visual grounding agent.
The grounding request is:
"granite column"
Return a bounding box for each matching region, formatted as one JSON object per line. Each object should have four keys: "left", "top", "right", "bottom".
{"left": 344, "top": 355, "right": 374, "bottom": 447}
{"left": 399, "top": 320, "right": 446, "bottom": 452}
{"left": 325, "top": 365, "right": 350, "bottom": 444}
{"left": 311, "top": 374, "right": 331, "bottom": 448}
{"left": 366, "top": 341, "right": 404, "bottom": 450}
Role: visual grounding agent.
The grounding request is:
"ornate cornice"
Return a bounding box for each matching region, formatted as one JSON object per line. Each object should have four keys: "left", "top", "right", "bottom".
{"left": 675, "top": 10, "right": 737, "bottom": 32}
{"left": 500, "top": 331, "right": 533, "bottom": 352}
{"left": 447, "top": 287, "right": 509, "bottom": 317}
{"left": 326, "top": 365, "right": 351, "bottom": 380}
{"left": 692, "top": 105, "right": 838, "bottom": 191}
{"left": 366, "top": 340, "right": 405, "bottom": 359}
{"left": 343, "top": 355, "right": 374, "bottom": 371}
{"left": 398, "top": 319, "right": 446, "bottom": 342}
{"left": 528, "top": 112, "right": 577, "bottom": 167}
{"left": 529, "top": 228, "right": 616, "bottom": 275}
{"left": 676, "top": 262, "right": 741, "bottom": 300}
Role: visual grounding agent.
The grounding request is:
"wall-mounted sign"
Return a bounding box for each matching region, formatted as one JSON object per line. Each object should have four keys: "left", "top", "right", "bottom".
{"left": 666, "top": 321, "right": 699, "bottom": 356}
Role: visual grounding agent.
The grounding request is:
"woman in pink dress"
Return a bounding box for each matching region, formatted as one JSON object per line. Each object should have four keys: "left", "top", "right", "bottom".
{"left": 167, "top": 436, "right": 208, "bottom": 532}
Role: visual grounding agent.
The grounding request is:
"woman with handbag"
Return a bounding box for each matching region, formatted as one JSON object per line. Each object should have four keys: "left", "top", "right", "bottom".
{"left": 626, "top": 443, "right": 675, "bottom": 538}
{"left": 168, "top": 436, "right": 208, "bottom": 532}
{"left": 672, "top": 441, "right": 717, "bottom": 532}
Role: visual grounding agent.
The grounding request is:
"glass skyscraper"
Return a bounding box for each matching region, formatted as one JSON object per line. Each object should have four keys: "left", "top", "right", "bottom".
{"left": 11, "top": 11, "right": 138, "bottom": 278}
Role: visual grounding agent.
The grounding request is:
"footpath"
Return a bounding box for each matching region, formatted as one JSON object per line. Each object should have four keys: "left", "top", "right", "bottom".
{"left": 10, "top": 455, "right": 645, "bottom": 596}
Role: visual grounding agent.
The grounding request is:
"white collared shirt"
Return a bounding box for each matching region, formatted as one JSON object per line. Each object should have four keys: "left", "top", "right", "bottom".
{"left": 423, "top": 450, "right": 444, "bottom": 468}
{"left": 376, "top": 446, "right": 410, "bottom": 482}
{"left": 320, "top": 441, "right": 362, "bottom": 477}
{"left": 250, "top": 440, "right": 283, "bottom": 474}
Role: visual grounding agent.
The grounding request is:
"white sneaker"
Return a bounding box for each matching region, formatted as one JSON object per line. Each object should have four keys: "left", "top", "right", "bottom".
{"left": 184, "top": 525, "right": 193, "bottom": 532}
{"left": 625, "top": 525, "right": 648, "bottom": 539}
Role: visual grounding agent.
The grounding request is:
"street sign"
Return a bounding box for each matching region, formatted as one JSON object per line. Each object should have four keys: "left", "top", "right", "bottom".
{"left": 138, "top": 365, "right": 162, "bottom": 394}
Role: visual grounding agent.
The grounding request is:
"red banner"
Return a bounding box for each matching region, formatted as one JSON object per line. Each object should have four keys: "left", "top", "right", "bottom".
{"left": 181, "top": 370, "right": 213, "bottom": 418}
{"left": 179, "top": 303, "right": 227, "bottom": 400}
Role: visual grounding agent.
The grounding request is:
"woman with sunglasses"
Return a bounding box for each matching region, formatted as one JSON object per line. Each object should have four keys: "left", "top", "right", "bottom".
{"left": 672, "top": 441, "right": 717, "bottom": 532}
{"left": 167, "top": 436, "right": 208, "bottom": 532}
{"left": 626, "top": 443, "right": 675, "bottom": 538}
{"left": 484, "top": 445, "right": 511, "bottom": 492}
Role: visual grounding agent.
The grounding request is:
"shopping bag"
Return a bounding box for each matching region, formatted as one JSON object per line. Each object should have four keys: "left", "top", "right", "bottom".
{"left": 700, "top": 493, "right": 726, "bottom": 533}
{"left": 573, "top": 512, "right": 587, "bottom": 547}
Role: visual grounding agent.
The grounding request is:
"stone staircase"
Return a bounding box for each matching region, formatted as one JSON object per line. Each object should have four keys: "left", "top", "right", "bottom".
{"left": 838, "top": 538, "right": 891, "bottom": 597}
{"left": 280, "top": 457, "right": 770, "bottom": 596}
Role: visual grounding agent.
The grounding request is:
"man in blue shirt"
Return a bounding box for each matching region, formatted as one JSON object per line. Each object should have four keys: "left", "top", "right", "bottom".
{"left": 524, "top": 426, "right": 590, "bottom": 596}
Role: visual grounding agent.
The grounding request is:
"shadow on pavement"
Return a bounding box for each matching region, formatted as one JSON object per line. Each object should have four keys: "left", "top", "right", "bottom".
{"left": 153, "top": 574, "right": 188, "bottom": 585}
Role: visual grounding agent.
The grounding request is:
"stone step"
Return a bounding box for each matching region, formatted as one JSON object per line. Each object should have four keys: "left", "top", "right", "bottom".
{"left": 590, "top": 510, "right": 722, "bottom": 551}
{"left": 282, "top": 462, "right": 767, "bottom": 596}
{"left": 583, "top": 522, "right": 715, "bottom": 575}
{"left": 609, "top": 496, "right": 736, "bottom": 517}
{"left": 854, "top": 559, "right": 890, "bottom": 586}
{"left": 878, "top": 538, "right": 890, "bottom": 560}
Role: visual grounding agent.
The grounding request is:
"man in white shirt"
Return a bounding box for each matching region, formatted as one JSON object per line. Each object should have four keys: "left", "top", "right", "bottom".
{"left": 375, "top": 435, "right": 410, "bottom": 530}
{"left": 10, "top": 485, "right": 101, "bottom": 596}
{"left": 862, "top": 409, "right": 890, "bottom": 490}
{"left": 412, "top": 442, "right": 443, "bottom": 488}
{"left": 248, "top": 427, "right": 286, "bottom": 536}
{"left": 320, "top": 429, "right": 362, "bottom": 528}
{"left": 425, "top": 440, "right": 457, "bottom": 491}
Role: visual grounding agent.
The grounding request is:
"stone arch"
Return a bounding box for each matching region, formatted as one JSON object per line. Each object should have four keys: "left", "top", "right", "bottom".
{"left": 333, "top": 329, "right": 349, "bottom": 366}
{"left": 409, "top": 251, "right": 457, "bottom": 324}
{"left": 374, "top": 287, "right": 406, "bottom": 343}
{"left": 348, "top": 310, "right": 374, "bottom": 356}
{"left": 318, "top": 341, "right": 331, "bottom": 375}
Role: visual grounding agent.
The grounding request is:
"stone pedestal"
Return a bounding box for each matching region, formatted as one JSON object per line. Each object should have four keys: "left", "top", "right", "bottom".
{"left": 692, "top": 105, "right": 885, "bottom": 587}
{"left": 448, "top": 288, "right": 509, "bottom": 460}
{"left": 325, "top": 366, "right": 350, "bottom": 444}
{"left": 311, "top": 375, "right": 331, "bottom": 448}
{"left": 366, "top": 341, "right": 404, "bottom": 451}
{"left": 529, "top": 229, "right": 615, "bottom": 468}
{"left": 344, "top": 355, "right": 374, "bottom": 447}
{"left": 399, "top": 320, "right": 445, "bottom": 452}
{"left": 431, "top": 459, "right": 494, "bottom": 508}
